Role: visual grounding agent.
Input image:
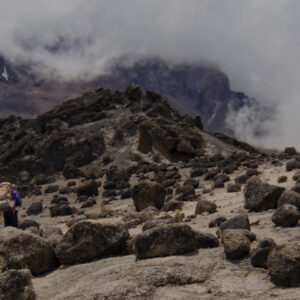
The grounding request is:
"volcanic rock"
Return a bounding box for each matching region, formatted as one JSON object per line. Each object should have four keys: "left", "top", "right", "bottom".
{"left": 26, "top": 202, "right": 43, "bottom": 216}
{"left": 272, "top": 204, "right": 300, "bottom": 227}
{"left": 219, "top": 214, "right": 250, "bottom": 231}
{"left": 0, "top": 269, "right": 36, "bottom": 300}
{"left": 0, "top": 227, "right": 58, "bottom": 276}
{"left": 56, "top": 221, "right": 129, "bottom": 265}
{"left": 251, "top": 238, "right": 277, "bottom": 268}
{"left": 268, "top": 241, "right": 300, "bottom": 286}
{"left": 132, "top": 182, "right": 165, "bottom": 211}
{"left": 195, "top": 199, "right": 217, "bottom": 215}
{"left": 222, "top": 229, "right": 250, "bottom": 260}
{"left": 244, "top": 176, "right": 284, "bottom": 211}
{"left": 135, "top": 224, "right": 197, "bottom": 259}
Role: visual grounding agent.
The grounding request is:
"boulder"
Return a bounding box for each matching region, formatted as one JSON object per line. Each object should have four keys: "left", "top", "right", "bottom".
{"left": 268, "top": 241, "right": 300, "bottom": 286}
{"left": 195, "top": 232, "right": 219, "bottom": 248}
{"left": 0, "top": 269, "right": 36, "bottom": 300}
{"left": 244, "top": 176, "right": 284, "bottom": 211}
{"left": 50, "top": 204, "right": 75, "bottom": 217}
{"left": 76, "top": 180, "right": 99, "bottom": 197}
{"left": 208, "top": 216, "right": 227, "bottom": 228}
{"left": 175, "top": 185, "right": 195, "bottom": 197}
{"left": 26, "top": 202, "right": 43, "bottom": 216}
{"left": 19, "top": 220, "right": 40, "bottom": 230}
{"left": 142, "top": 218, "right": 175, "bottom": 231}
{"left": 292, "top": 183, "right": 300, "bottom": 193}
{"left": 132, "top": 182, "right": 165, "bottom": 211}
{"left": 162, "top": 200, "right": 183, "bottom": 212}
{"left": 44, "top": 185, "right": 59, "bottom": 194}
{"left": 223, "top": 229, "right": 250, "bottom": 259}
{"left": 293, "top": 170, "right": 300, "bottom": 181}
{"left": 195, "top": 199, "right": 217, "bottom": 215}
{"left": 227, "top": 183, "right": 241, "bottom": 193}
{"left": 183, "top": 178, "right": 199, "bottom": 188}
{"left": 219, "top": 214, "right": 250, "bottom": 231}
{"left": 220, "top": 229, "right": 256, "bottom": 243}
{"left": 56, "top": 221, "right": 129, "bottom": 265}
{"left": 277, "top": 190, "right": 300, "bottom": 209}
{"left": 0, "top": 227, "right": 58, "bottom": 276}
{"left": 135, "top": 224, "right": 197, "bottom": 259}
{"left": 235, "top": 174, "right": 249, "bottom": 184}
{"left": 277, "top": 176, "right": 287, "bottom": 183}
{"left": 286, "top": 159, "right": 300, "bottom": 171}
{"left": 272, "top": 204, "right": 300, "bottom": 227}
{"left": 284, "top": 147, "right": 297, "bottom": 155}
{"left": 63, "top": 164, "right": 84, "bottom": 179}
{"left": 251, "top": 238, "right": 277, "bottom": 268}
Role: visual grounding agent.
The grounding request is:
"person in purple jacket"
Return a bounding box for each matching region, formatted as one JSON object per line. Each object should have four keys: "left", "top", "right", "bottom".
{"left": 3, "top": 184, "right": 21, "bottom": 228}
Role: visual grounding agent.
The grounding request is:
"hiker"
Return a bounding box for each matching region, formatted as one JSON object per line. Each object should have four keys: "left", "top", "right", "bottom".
{"left": 3, "top": 184, "right": 21, "bottom": 228}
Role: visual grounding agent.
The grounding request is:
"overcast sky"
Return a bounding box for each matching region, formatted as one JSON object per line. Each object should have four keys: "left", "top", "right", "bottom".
{"left": 0, "top": 0, "right": 300, "bottom": 149}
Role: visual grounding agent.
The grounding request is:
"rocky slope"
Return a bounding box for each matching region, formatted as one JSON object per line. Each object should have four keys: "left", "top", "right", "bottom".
{"left": 0, "top": 87, "right": 299, "bottom": 299}
{"left": 0, "top": 56, "right": 265, "bottom": 134}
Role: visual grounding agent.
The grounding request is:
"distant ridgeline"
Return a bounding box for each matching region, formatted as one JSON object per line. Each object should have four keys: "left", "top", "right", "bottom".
{"left": 0, "top": 56, "right": 269, "bottom": 135}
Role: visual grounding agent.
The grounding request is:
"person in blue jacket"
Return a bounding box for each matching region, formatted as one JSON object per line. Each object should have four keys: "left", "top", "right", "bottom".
{"left": 3, "top": 184, "right": 21, "bottom": 228}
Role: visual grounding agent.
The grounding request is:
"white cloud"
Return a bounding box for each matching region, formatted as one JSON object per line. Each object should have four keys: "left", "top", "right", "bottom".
{"left": 0, "top": 0, "right": 300, "bottom": 149}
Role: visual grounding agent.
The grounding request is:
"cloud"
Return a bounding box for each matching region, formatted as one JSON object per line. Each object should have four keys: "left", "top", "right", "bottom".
{"left": 0, "top": 0, "right": 300, "bottom": 149}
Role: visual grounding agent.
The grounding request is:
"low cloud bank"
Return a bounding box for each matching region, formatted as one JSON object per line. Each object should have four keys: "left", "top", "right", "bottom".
{"left": 1, "top": 0, "right": 300, "bottom": 149}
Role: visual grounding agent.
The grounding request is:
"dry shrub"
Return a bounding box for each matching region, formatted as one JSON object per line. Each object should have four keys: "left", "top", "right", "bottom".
{"left": 85, "top": 211, "right": 100, "bottom": 220}
{"left": 174, "top": 209, "right": 184, "bottom": 223}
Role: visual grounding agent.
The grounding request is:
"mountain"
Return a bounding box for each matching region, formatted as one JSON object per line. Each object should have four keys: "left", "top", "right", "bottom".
{"left": 0, "top": 56, "right": 266, "bottom": 134}
{"left": 0, "top": 86, "right": 298, "bottom": 299}
{"left": 0, "top": 85, "right": 256, "bottom": 185}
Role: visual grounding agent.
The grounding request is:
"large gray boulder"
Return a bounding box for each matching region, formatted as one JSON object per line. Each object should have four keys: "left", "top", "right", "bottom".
{"left": 56, "top": 221, "right": 129, "bottom": 265}
{"left": 251, "top": 238, "right": 277, "bottom": 268}
{"left": 277, "top": 190, "right": 300, "bottom": 210}
{"left": 219, "top": 214, "right": 250, "bottom": 231}
{"left": 244, "top": 176, "right": 284, "bottom": 211}
{"left": 0, "top": 269, "right": 36, "bottom": 300}
{"left": 195, "top": 199, "right": 217, "bottom": 215}
{"left": 223, "top": 229, "right": 250, "bottom": 260}
{"left": 268, "top": 241, "right": 300, "bottom": 286}
{"left": 272, "top": 204, "right": 300, "bottom": 227}
{"left": 286, "top": 159, "right": 300, "bottom": 171}
{"left": 135, "top": 224, "right": 197, "bottom": 259}
{"left": 132, "top": 182, "right": 165, "bottom": 211}
{"left": 0, "top": 227, "right": 58, "bottom": 276}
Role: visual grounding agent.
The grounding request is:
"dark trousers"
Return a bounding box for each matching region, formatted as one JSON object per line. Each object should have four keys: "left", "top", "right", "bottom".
{"left": 4, "top": 210, "right": 18, "bottom": 228}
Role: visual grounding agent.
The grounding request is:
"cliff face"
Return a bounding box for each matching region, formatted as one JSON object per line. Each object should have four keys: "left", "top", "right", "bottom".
{"left": 98, "top": 59, "right": 254, "bottom": 133}
{"left": 0, "top": 57, "right": 260, "bottom": 134}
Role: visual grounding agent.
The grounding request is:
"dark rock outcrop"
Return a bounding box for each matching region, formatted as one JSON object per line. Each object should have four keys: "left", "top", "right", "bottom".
{"left": 0, "top": 269, "right": 36, "bottom": 300}
{"left": 268, "top": 241, "right": 300, "bottom": 286}
{"left": 195, "top": 200, "right": 217, "bottom": 215}
{"left": 219, "top": 214, "right": 250, "bottom": 231}
{"left": 251, "top": 238, "right": 277, "bottom": 268}
{"left": 132, "top": 182, "right": 165, "bottom": 212}
{"left": 244, "top": 176, "right": 284, "bottom": 211}
{"left": 0, "top": 227, "right": 58, "bottom": 276}
{"left": 26, "top": 202, "right": 43, "bottom": 216}
{"left": 223, "top": 229, "right": 250, "bottom": 260}
{"left": 272, "top": 204, "right": 300, "bottom": 227}
{"left": 135, "top": 224, "right": 197, "bottom": 259}
{"left": 56, "top": 221, "right": 129, "bottom": 265}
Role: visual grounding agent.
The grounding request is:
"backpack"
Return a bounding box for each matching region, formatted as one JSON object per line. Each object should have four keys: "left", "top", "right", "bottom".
{"left": 13, "top": 191, "right": 22, "bottom": 207}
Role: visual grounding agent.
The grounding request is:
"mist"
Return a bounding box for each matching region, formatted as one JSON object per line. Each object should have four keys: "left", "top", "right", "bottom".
{"left": 0, "top": 0, "right": 300, "bottom": 149}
